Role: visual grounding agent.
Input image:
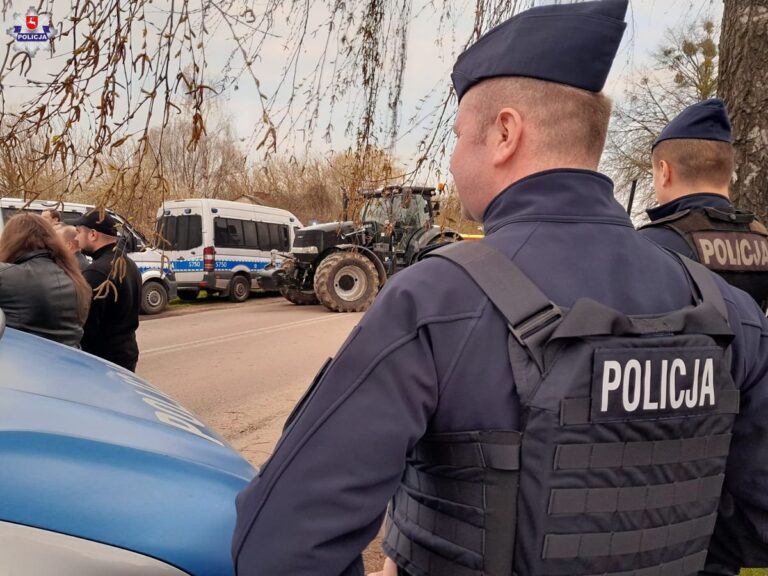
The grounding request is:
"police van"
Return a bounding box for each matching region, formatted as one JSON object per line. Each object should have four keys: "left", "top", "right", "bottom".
{"left": 156, "top": 199, "right": 302, "bottom": 302}
{"left": 0, "top": 311, "right": 255, "bottom": 575}
{"left": 0, "top": 198, "right": 177, "bottom": 315}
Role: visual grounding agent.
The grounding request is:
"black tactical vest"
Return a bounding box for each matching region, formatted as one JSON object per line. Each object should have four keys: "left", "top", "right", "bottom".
{"left": 383, "top": 241, "right": 738, "bottom": 576}
{"left": 642, "top": 207, "right": 768, "bottom": 310}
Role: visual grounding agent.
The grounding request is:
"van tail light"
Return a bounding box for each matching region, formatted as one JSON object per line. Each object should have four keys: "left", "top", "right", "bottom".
{"left": 203, "top": 246, "right": 215, "bottom": 271}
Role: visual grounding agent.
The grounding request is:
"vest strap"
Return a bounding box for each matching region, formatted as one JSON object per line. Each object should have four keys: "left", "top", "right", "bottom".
{"left": 548, "top": 473, "right": 724, "bottom": 515}
{"left": 383, "top": 519, "right": 484, "bottom": 576}
{"left": 542, "top": 512, "right": 717, "bottom": 559}
{"left": 554, "top": 434, "right": 732, "bottom": 470}
{"left": 402, "top": 467, "right": 484, "bottom": 509}
{"left": 427, "top": 241, "right": 562, "bottom": 371}
{"left": 413, "top": 438, "right": 521, "bottom": 470}
{"left": 560, "top": 389, "right": 740, "bottom": 426}
{"left": 678, "top": 255, "right": 730, "bottom": 320}
{"left": 391, "top": 494, "right": 485, "bottom": 557}
{"left": 582, "top": 550, "right": 708, "bottom": 576}
{"left": 704, "top": 206, "right": 755, "bottom": 225}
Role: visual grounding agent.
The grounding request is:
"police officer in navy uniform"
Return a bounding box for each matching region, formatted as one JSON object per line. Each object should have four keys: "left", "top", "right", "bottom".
{"left": 232, "top": 2, "right": 768, "bottom": 575}
{"left": 640, "top": 99, "right": 768, "bottom": 311}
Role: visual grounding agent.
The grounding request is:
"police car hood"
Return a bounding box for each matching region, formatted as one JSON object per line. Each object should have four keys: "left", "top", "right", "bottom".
{"left": 0, "top": 327, "right": 255, "bottom": 576}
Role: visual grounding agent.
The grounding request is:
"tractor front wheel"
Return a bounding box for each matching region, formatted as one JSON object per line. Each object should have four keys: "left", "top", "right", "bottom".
{"left": 314, "top": 251, "right": 380, "bottom": 313}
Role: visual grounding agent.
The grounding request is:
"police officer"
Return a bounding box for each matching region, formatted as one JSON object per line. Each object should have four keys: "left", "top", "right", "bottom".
{"left": 232, "top": 2, "right": 768, "bottom": 575}
{"left": 74, "top": 210, "right": 142, "bottom": 371}
{"left": 640, "top": 99, "right": 768, "bottom": 310}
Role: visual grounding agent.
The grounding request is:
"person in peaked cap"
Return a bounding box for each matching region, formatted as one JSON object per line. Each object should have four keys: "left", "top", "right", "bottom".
{"left": 74, "top": 209, "right": 142, "bottom": 371}
{"left": 233, "top": 2, "right": 768, "bottom": 575}
{"left": 640, "top": 99, "right": 768, "bottom": 311}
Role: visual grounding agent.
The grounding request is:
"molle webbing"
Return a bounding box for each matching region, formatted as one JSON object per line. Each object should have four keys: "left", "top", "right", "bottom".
{"left": 412, "top": 436, "right": 521, "bottom": 470}
{"left": 582, "top": 550, "right": 709, "bottom": 576}
{"left": 384, "top": 431, "right": 521, "bottom": 576}
{"left": 560, "top": 389, "right": 740, "bottom": 426}
{"left": 543, "top": 513, "right": 717, "bottom": 559}
{"left": 548, "top": 474, "right": 725, "bottom": 515}
{"left": 554, "top": 434, "right": 732, "bottom": 470}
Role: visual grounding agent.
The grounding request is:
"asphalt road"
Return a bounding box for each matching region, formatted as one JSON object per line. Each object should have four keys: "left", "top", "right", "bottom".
{"left": 136, "top": 295, "right": 362, "bottom": 467}
{"left": 135, "top": 295, "right": 393, "bottom": 572}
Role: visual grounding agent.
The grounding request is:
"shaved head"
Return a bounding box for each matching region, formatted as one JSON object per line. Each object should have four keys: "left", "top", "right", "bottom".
{"left": 652, "top": 139, "right": 734, "bottom": 189}
{"left": 468, "top": 77, "right": 613, "bottom": 167}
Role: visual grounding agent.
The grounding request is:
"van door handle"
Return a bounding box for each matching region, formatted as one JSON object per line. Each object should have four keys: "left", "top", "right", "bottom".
{"left": 190, "top": 251, "right": 196, "bottom": 255}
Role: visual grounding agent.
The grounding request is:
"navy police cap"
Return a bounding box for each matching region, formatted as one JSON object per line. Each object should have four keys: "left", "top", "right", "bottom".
{"left": 451, "top": 0, "right": 628, "bottom": 102}
{"left": 653, "top": 98, "right": 732, "bottom": 149}
{"left": 74, "top": 210, "right": 120, "bottom": 237}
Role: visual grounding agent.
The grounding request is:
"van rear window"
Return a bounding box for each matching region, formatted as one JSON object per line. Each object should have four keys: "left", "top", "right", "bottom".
{"left": 156, "top": 215, "right": 203, "bottom": 251}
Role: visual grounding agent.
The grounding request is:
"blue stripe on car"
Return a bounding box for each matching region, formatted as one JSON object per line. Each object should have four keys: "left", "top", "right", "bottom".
{"left": 171, "top": 260, "right": 271, "bottom": 272}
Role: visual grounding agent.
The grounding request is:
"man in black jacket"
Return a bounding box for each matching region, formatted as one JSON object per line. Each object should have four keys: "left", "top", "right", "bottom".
{"left": 75, "top": 211, "right": 142, "bottom": 371}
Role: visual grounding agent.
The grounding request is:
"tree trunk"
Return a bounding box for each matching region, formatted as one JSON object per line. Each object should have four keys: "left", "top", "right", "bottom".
{"left": 718, "top": 0, "right": 768, "bottom": 221}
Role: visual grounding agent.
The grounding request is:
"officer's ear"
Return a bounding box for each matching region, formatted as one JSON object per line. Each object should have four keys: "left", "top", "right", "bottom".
{"left": 658, "top": 159, "right": 673, "bottom": 188}
{"left": 492, "top": 107, "right": 523, "bottom": 165}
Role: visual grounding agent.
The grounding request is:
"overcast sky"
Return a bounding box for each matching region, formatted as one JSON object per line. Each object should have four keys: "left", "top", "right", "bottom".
{"left": 217, "top": 0, "right": 724, "bottom": 169}
{"left": 1, "top": 0, "right": 724, "bottom": 173}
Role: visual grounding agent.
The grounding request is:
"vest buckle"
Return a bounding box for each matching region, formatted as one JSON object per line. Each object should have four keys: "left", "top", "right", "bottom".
{"left": 508, "top": 302, "right": 562, "bottom": 346}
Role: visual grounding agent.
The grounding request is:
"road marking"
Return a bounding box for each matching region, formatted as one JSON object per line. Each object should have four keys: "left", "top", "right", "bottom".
{"left": 141, "top": 314, "right": 351, "bottom": 357}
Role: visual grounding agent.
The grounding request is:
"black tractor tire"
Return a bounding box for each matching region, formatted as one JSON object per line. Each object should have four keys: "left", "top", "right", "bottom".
{"left": 140, "top": 281, "right": 168, "bottom": 315}
{"left": 280, "top": 286, "right": 320, "bottom": 306}
{"left": 275, "top": 258, "right": 318, "bottom": 305}
{"left": 314, "top": 251, "right": 379, "bottom": 313}
{"left": 177, "top": 290, "right": 200, "bottom": 301}
{"left": 228, "top": 275, "right": 252, "bottom": 303}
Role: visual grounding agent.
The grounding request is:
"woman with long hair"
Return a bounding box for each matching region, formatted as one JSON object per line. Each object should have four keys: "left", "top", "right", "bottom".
{"left": 0, "top": 212, "right": 92, "bottom": 346}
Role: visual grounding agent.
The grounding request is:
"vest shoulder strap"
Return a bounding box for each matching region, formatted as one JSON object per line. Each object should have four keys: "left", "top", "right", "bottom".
{"left": 638, "top": 208, "right": 691, "bottom": 230}
{"left": 427, "top": 241, "right": 731, "bottom": 357}
{"left": 703, "top": 206, "right": 755, "bottom": 225}
{"left": 676, "top": 254, "right": 730, "bottom": 321}
{"left": 427, "top": 241, "right": 562, "bottom": 371}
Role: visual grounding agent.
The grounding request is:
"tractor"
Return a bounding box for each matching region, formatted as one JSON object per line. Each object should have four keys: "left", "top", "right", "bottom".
{"left": 257, "top": 185, "right": 462, "bottom": 312}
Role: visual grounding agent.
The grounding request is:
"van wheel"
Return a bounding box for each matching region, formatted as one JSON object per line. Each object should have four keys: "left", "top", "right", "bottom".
{"left": 229, "top": 275, "right": 251, "bottom": 302}
{"left": 141, "top": 281, "right": 168, "bottom": 315}
{"left": 177, "top": 290, "right": 199, "bottom": 301}
{"left": 314, "top": 251, "right": 379, "bottom": 312}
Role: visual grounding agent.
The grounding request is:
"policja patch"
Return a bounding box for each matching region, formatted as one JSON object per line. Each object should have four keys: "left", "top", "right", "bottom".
{"left": 592, "top": 347, "right": 721, "bottom": 422}
{"left": 694, "top": 231, "right": 768, "bottom": 270}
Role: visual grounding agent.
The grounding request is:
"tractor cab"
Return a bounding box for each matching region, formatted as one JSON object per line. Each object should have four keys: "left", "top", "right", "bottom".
{"left": 359, "top": 187, "right": 434, "bottom": 253}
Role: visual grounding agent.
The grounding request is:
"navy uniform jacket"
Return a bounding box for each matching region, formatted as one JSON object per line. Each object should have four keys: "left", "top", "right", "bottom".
{"left": 640, "top": 193, "right": 734, "bottom": 260}
{"left": 232, "top": 170, "right": 768, "bottom": 575}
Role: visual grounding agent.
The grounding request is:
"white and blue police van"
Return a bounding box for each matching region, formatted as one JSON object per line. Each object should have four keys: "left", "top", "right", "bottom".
{"left": 156, "top": 199, "right": 302, "bottom": 302}
{"left": 0, "top": 198, "right": 177, "bottom": 315}
{"left": 0, "top": 311, "right": 255, "bottom": 574}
